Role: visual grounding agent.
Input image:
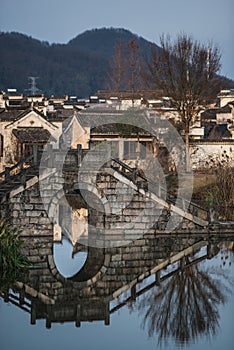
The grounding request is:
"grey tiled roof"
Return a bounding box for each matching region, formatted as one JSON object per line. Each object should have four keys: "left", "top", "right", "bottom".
{"left": 206, "top": 124, "right": 232, "bottom": 140}
{"left": 0, "top": 107, "right": 73, "bottom": 123}
{"left": 46, "top": 109, "right": 73, "bottom": 122}
{"left": 0, "top": 109, "right": 26, "bottom": 121}
{"left": 12, "top": 127, "right": 53, "bottom": 143}
{"left": 201, "top": 105, "right": 232, "bottom": 120}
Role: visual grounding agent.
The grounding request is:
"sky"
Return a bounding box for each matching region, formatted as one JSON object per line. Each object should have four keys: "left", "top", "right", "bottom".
{"left": 0, "top": 0, "right": 233, "bottom": 80}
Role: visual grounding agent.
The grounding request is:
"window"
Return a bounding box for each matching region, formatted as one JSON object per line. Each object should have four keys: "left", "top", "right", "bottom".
{"left": 0, "top": 134, "right": 3, "bottom": 157}
{"left": 111, "top": 141, "right": 119, "bottom": 158}
{"left": 123, "top": 141, "right": 138, "bottom": 160}
{"left": 22, "top": 143, "right": 45, "bottom": 162}
{"left": 139, "top": 141, "right": 147, "bottom": 159}
{"left": 123, "top": 140, "right": 149, "bottom": 160}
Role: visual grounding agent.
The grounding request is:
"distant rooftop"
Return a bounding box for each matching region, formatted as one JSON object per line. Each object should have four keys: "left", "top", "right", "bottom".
{"left": 218, "top": 89, "right": 234, "bottom": 96}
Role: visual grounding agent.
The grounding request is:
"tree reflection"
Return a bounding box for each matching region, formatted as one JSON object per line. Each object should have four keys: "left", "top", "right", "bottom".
{"left": 137, "top": 257, "right": 232, "bottom": 346}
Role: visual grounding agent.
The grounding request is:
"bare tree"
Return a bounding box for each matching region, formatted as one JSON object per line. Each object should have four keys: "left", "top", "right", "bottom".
{"left": 207, "top": 161, "right": 234, "bottom": 220}
{"left": 107, "top": 39, "right": 126, "bottom": 98}
{"left": 145, "top": 34, "right": 221, "bottom": 171}
{"left": 125, "top": 39, "right": 141, "bottom": 105}
{"left": 137, "top": 257, "right": 231, "bottom": 346}
{"left": 107, "top": 38, "right": 142, "bottom": 105}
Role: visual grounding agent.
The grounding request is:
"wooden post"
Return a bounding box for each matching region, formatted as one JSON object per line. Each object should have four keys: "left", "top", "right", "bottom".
{"left": 77, "top": 144, "right": 82, "bottom": 166}
{"left": 207, "top": 243, "right": 219, "bottom": 259}
{"left": 155, "top": 270, "right": 161, "bottom": 285}
{"left": 33, "top": 144, "right": 38, "bottom": 165}
{"left": 180, "top": 256, "right": 186, "bottom": 269}
{"left": 20, "top": 173, "right": 26, "bottom": 187}
{"left": 46, "top": 305, "right": 52, "bottom": 329}
{"left": 19, "top": 289, "right": 25, "bottom": 305}
{"left": 46, "top": 317, "right": 51, "bottom": 329}
{"left": 30, "top": 304, "right": 36, "bottom": 325}
{"left": 131, "top": 284, "right": 136, "bottom": 300}
{"left": 22, "top": 143, "right": 25, "bottom": 161}
{"left": 5, "top": 167, "right": 10, "bottom": 181}
{"left": 104, "top": 303, "right": 110, "bottom": 326}
{"left": 3, "top": 291, "right": 9, "bottom": 302}
{"left": 75, "top": 304, "right": 81, "bottom": 327}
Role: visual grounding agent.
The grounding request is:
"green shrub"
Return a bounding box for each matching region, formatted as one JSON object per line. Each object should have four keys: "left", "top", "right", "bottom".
{"left": 0, "top": 221, "right": 30, "bottom": 292}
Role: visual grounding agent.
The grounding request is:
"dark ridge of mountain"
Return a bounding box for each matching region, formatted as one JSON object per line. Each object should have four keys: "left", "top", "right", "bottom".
{"left": 0, "top": 28, "right": 233, "bottom": 98}
{"left": 0, "top": 31, "right": 109, "bottom": 97}
{"left": 67, "top": 27, "right": 160, "bottom": 59}
{"left": 0, "top": 28, "right": 162, "bottom": 97}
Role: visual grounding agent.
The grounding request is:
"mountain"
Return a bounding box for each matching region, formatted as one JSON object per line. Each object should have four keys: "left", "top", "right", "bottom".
{"left": 68, "top": 28, "right": 158, "bottom": 59}
{"left": 0, "top": 28, "right": 160, "bottom": 98}
{"left": 0, "top": 28, "right": 233, "bottom": 98}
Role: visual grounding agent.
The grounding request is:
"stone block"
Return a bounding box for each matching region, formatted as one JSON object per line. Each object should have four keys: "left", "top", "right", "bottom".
{"left": 29, "top": 217, "right": 39, "bottom": 224}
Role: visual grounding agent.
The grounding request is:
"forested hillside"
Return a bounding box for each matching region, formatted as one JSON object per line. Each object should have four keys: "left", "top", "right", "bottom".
{"left": 0, "top": 28, "right": 159, "bottom": 97}
{"left": 0, "top": 28, "right": 232, "bottom": 97}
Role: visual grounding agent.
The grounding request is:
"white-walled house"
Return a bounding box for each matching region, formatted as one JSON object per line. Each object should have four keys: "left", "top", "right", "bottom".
{"left": 190, "top": 140, "right": 234, "bottom": 169}
{"left": 60, "top": 106, "right": 157, "bottom": 163}
{"left": 1, "top": 87, "right": 234, "bottom": 174}
{"left": 0, "top": 107, "right": 66, "bottom": 172}
{"left": 218, "top": 89, "right": 234, "bottom": 107}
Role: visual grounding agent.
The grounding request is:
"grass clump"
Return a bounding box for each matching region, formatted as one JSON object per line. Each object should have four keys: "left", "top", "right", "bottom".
{"left": 0, "top": 221, "right": 30, "bottom": 292}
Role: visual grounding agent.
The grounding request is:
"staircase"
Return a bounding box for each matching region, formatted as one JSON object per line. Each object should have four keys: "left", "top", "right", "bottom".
{"left": 110, "top": 158, "right": 210, "bottom": 225}
{"left": 0, "top": 148, "right": 210, "bottom": 226}
{"left": 0, "top": 156, "right": 39, "bottom": 202}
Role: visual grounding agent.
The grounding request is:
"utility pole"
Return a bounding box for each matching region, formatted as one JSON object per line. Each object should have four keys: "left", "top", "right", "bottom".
{"left": 27, "top": 77, "right": 40, "bottom": 95}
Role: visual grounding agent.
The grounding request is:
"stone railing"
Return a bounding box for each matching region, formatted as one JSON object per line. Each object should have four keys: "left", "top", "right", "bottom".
{"left": 111, "top": 158, "right": 209, "bottom": 222}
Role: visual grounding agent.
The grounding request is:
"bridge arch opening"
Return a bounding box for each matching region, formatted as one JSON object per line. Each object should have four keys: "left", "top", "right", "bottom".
{"left": 50, "top": 190, "right": 107, "bottom": 282}
{"left": 53, "top": 237, "right": 88, "bottom": 278}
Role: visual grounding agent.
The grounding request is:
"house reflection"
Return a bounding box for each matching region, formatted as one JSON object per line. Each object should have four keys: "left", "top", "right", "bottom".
{"left": 58, "top": 205, "right": 88, "bottom": 246}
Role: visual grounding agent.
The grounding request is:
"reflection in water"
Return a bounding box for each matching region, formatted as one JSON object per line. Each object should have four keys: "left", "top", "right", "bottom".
{"left": 0, "top": 234, "right": 234, "bottom": 350}
{"left": 137, "top": 256, "right": 233, "bottom": 346}
{"left": 54, "top": 237, "right": 88, "bottom": 278}
{"left": 59, "top": 205, "right": 88, "bottom": 246}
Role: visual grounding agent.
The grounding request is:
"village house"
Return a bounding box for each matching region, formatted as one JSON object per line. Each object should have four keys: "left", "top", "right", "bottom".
{"left": 0, "top": 105, "right": 72, "bottom": 172}
{"left": 1, "top": 88, "right": 234, "bottom": 173}
{"left": 0, "top": 100, "right": 159, "bottom": 173}
{"left": 189, "top": 92, "right": 234, "bottom": 168}
{"left": 217, "top": 89, "right": 234, "bottom": 107}
{"left": 61, "top": 105, "right": 158, "bottom": 164}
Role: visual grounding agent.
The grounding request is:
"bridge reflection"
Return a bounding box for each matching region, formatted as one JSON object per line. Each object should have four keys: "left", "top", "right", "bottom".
{"left": 1, "top": 232, "right": 233, "bottom": 346}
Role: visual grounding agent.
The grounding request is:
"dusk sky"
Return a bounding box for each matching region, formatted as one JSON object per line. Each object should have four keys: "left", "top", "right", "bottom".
{"left": 0, "top": 0, "right": 233, "bottom": 79}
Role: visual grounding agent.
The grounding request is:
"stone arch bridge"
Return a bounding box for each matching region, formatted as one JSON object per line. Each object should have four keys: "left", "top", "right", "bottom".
{"left": 0, "top": 147, "right": 234, "bottom": 327}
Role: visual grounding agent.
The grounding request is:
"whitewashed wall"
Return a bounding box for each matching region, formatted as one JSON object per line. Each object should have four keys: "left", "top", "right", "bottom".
{"left": 190, "top": 142, "right": 234, "bottom": 169}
